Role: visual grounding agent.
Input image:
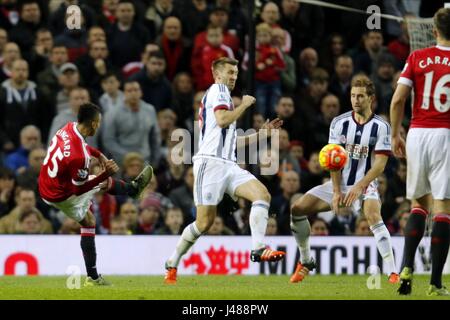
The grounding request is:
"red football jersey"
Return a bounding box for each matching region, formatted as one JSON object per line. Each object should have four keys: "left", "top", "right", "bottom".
{"left": 38, "top": 122, "right": 92, "bottom": 202}
{"left": 398, "top": 45, "right": 450, "bottom": 129}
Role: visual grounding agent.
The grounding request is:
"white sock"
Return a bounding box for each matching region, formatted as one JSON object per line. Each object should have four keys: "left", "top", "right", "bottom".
{"left": 370, "top": 221, "right": 397, "bottom": 275}
{"left": 290, "top": 215, "right": 311, "bottom": 264}
{"left": 167, "top": 222, "right": 202, "bottom": 268}
{"left": 249, "top": 200, "right": 269, "bottom": 250}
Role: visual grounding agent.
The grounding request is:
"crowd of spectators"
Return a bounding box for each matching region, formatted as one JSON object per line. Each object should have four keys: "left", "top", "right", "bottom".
{"left": 0, "top": 0, "right": 443, "bottom": 236}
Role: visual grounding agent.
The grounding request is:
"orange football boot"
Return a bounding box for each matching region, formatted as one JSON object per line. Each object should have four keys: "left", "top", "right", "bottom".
{"left": 164, "top": 262, "right": 177, "bottom": 284}
{"left": 290, "top": 259, "right": 316, "bottom": 283}
{"left": 388, "top": 272, "right": 400, "bottom": 284}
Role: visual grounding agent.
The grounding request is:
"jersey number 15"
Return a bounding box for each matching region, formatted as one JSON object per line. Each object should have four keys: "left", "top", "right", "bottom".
{"left": 43, "top": 136, "right": 64, "bottom": 178}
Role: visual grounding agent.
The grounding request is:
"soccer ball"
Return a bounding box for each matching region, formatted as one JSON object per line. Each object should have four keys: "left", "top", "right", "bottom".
{"left": 319, "top": 144, "right": 348, "bottom": 171}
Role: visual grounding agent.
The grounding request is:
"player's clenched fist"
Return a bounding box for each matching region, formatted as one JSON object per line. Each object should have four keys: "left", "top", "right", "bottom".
{"left": 242, "top": 95, "right": 256, "bottom": 108}
{"left": 105, "top": 159, "right": 119, "bottom": 175}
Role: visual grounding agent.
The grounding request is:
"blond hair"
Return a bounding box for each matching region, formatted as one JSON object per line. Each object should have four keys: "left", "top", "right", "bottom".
{"left": 256, "top": 22, "right": 272, "bottom": 35}
{"left": 351, "top": 74, "right": 375, "bottom": 96}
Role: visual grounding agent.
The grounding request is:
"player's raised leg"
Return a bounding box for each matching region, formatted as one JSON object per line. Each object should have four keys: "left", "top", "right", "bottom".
{"left": 234, "top": 179, "right": 285, "bottom": 262}
{"left": 105, "top": 164, "right": 153, "bottom": 199}
{"left": 79, "top": 210, "right": 110, "bottom": 286}
{"left": 398, "top": 195, "right": 432, "bottom": 295}
{"left": 290, "top": 194, "right": 329, "bottom": 283}
{"left": 164, "top": 205, "right": 216, "bottom": 284}
{"left": 427, "top": 199, "right": 450, "bottom": 296}
{"left": 364, "top": 199, "right": 398, "bottom": 283}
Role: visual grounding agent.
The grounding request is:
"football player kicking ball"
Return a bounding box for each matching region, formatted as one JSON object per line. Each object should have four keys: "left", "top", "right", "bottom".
{"left": 289, "top": 76, "right": 399, "bottom": 284}
{"left": 38, "top": 103, "right": 153, "bottom": 286}
{"left": 164, "top": 57, "right": 285, "bottom": 284}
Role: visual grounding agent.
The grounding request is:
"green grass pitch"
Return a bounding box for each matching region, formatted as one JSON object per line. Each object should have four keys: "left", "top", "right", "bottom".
{"left": 0, "top": 275, "right": 449, "bottom": 300}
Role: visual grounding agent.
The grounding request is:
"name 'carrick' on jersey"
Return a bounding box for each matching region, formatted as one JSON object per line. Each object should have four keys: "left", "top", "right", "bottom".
{"left": 196, "top": 83, "right": 237, "bottom": 162}
{"left": 398, "top": 45, "right": 450, "bottom": 129}
{"left": 329, "top": 111, "right": 392, "bottom": 186}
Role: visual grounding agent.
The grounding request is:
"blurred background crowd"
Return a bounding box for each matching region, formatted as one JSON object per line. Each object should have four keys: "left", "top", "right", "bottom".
{"left": 0, "top": 0, "right": 442, "bottom": 236}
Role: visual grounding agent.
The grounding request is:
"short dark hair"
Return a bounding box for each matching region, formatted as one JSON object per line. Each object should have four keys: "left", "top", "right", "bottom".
{"left": 52, "top": 39, "right": 67, "bottom": 49}
{"left": 336, "top": 54, "right": 353, "bottom": 64}
{"left": 0, "top": 167, "right": 14, "bottom": 180}
{"left": 77, "top": 103, "right": 101, "bottom": 124}
{"left": 19, "top": 0, "right": 39, "bottom": 12}
{"left": 19, "top": 209, "right": 41, "bottom": 223}
{"left": 148, "top": 50, "right": 165, "bottom": 61}
{"left": 277, "top": 94, "right": 294, "bottom": 104}
{"left": 18, "top": 187, "right": 35, "bottom": 195}
{"left": 210, "top": 6, "right": 229, "bottom": 15}
{"left": 434, "top": 8, "right": 450, "bottom": 40}
{"left": 101, "top": 70, "right": 121, "bottom": 83}
{"left": 118, "top": 0, "right": 135, "bottom": 7}
{"left": 310, "top": 68, "right": 329, "bottom": 83}
{"left": 366, "top": 29, "right": 383, "bottom": 36}
{"left": 36, "top": 27, "right": 51, "bottom": 35}
{"left": 123, "top": 79, "right": 141, "bottom": 89}
{"left": 212, "top": 57, "right": 238, "bottom": 71}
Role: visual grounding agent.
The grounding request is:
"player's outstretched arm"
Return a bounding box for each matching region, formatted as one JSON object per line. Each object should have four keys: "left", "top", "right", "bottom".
{"left": 390, "top": 84, "right": 411, "bottom": 158}
{"left": 86, "top": 145, "right": 108, "bottom": 168}
{"left": 343, "top": 154, "right": 388, "bottom": 207}
{"left": 238, "top": 118, "right": 284, "bottom": 146}
{"left": 214, "top": 95, "right": 255, "bottom": 128}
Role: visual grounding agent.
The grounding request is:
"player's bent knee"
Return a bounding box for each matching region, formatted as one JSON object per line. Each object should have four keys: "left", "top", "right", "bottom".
{"left": 259, "top": 189, "right": 271, "bottom": 203}
{"left": 195, "top": 218, "right": 214, "bottom": 233}
{"left": 84, "top": 211, "right": 96, "bottom": 227}
{"left": 365, "top": 212, "right": 381, "bottom": 225}
{"left": 291, "top": 201, "right": 308, "bottom": 216}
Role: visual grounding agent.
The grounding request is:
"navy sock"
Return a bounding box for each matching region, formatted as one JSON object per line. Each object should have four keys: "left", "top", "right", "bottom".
{"left": 108, "top": 179, "right": 137, "bottom": 197}
{"left": 80, "top": 226, "right": 98, "bottom": 279}
{"left": 430, "top": 214, "right": 450, "bottom": 288}
{"left": 401, "top": 207, "right": 428, "bottom": 270}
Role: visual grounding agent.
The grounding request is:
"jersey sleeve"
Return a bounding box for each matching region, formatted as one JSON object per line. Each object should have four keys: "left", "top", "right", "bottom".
{"left": 70, "top": 157, "right": 89, "bottom": 186}
{"left": 398, "top": 51, "right": 415, "bottom": 87}
{"left": 375, "top": 122, "right": 392, "bottom": 155}
{"left": 328, "top": 118, "right": 341, "bottom": 144}
{"left": 86, "top": 145, "right": 101, "bottom": 158}
{"left": 210, "top": 85, "right": 231, "bottom": 112}
{"left": 69, "top": 155, "right": 111, "bottom": 195}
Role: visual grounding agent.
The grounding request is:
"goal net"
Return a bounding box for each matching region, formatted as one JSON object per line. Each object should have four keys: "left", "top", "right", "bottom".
{"left": 405, "top": 17, "right": 436, "bottom": 52}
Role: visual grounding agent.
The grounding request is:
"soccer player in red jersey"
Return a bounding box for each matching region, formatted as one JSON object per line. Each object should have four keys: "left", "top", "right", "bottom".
{"left": 38, "top": 103, "right": 153, "bottom": 286}
{"left": 390, "top": 8, "right": 450, "bottom": 296}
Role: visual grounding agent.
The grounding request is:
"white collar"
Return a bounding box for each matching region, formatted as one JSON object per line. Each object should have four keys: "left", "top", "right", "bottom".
{"left": 73, "top": 122, "right": 86, "bottom": 143}
{"left": 436, "top": 45, "right": 450, "bottom": 51}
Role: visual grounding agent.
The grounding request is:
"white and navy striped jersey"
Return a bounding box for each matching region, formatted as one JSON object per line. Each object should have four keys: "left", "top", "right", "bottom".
{"left": 195, "top": 83, "right": 237, "bottom": 162}
{"left": 328, "top": 111, "right": 391, "bottom": 186}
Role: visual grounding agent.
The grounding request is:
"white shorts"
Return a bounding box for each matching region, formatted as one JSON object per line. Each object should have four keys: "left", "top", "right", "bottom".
{"left": 306, "top": 180, "right": 380, "bottom": 214}
{"left": 193, "top": 157, "right": 257, "bottom": 206}
{"left": 406, "top": 128, "right": 450, "bottom": 200}
{"left": 43, "top": 187, "right": 100, "bottom": 222}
